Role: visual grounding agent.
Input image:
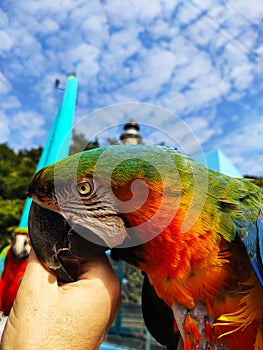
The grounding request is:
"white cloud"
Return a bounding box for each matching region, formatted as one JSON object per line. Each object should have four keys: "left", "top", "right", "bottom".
{"left": 0, "top": 111, "right": 10, "bottom": 143}
{"left": 228, "top": 0, "right": 263, "bottom": 20}
{"left": 184, "top": 17, "right": 217, "bottom": 47}
{"left": 103, "top": 0, "right": 161, "bottom": 26}
{"left": 186, "top": 117, "right": 215, "bottom": 144}
{"left": 0, "top": 9, "right": 9, "bottom": 28}
{"left": 0, "top": 72, "right": 11, "bottom": 95}
{"left": 1, "top": 0, "right": 263, "bottom": 176}
{"left": 12, "top": 0, "right": 74, "bottom": 19}
{"left": 2, "top": 95, "right": 21, "bottom": 110}
{"left": 57, "top": 44, "right": 100, "bottom": 81}
{"left": 122, "top": 48, "right": 177, "bottom": 99}
{"left": 9, "top": 111, "right": 47, "bottom": 150}
{"left": 177, "top": 2, "right": 203, "bottom": 25}
{"left": 230, "top": 64, "right": 254, "bottom": 90}
{"left": 0, "top": 30, "right": 14, "bottom": 53}
{"left": 222, "top": 118, "right": 263, "bottom": 153}
{"left": 38, "top": 18, "right": 60, "bottom": 34}
{"left": 158, "top": 91, "right": 187, "bottom": 116}
{"left": 213, "top": 115, "right": 263, "bottom": 175}
{"left": 12, "top": 111, "right": 45, "bottom": 132}
{"left": 82, "top": 15, "right": 109, "bottom": 47}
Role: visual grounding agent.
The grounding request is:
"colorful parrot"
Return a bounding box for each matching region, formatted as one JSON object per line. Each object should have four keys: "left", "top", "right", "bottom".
{"left": 0, "top": 230, "right": 30, "bottom": 315}
{"left": 27, "top": 145, "right": 263, "bottom": 349}
{"left": 0, "top": 246, "right": 11, "bottom": 278}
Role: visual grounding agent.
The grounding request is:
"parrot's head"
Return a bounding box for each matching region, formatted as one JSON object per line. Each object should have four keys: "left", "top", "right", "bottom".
{"left": 11, "top": 231, "right": 31, "bottom": 260}
{"left": 28, "top": 146, "right": 129, "bottom": 249}
{"left": 28, "top": 145, "right": 187, "bottom": 280}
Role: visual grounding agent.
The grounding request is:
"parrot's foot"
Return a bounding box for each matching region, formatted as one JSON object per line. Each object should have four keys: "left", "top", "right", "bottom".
{"left": 172, "top": 302, "right": 227, "bottom": 350}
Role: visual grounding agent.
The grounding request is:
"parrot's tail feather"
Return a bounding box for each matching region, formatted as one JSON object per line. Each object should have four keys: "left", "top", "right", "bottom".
{"left": 215, "top": 274, "right": 263, "bottom": 341}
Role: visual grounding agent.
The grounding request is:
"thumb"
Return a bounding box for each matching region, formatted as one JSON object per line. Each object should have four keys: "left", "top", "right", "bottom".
{"left": 19, "top": 249, "right": 58, "bottom": 292}
{"left": 78, "top": 253, "right": 122, "bottom": 316}
{"left": 78, "top": 253, "right": 118, "bottom": 284}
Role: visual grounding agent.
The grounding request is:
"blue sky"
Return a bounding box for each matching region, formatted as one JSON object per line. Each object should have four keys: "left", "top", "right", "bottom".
{"left": 1, "top": 0, "right": 263, "bottom": 176}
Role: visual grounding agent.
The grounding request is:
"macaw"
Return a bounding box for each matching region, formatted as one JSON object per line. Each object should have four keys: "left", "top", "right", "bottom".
{"left": 0, "top": 231, "right": 30, "bottom": 315}
{"left": 0, "top": 246, "right": 10, "bottom": 277}
{"left": 27, "top": 145, "right": 263, "bottom": 350}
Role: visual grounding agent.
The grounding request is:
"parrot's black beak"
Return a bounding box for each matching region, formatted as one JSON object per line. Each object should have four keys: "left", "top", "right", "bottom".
{"left": 27, "top": 168, "right": 47, "bottom": 198}
{"left": 27, "top": 168, "right": 60, "bottom": 212}
{"left": 29, "top": 202, "right": 107, "bottom": 282}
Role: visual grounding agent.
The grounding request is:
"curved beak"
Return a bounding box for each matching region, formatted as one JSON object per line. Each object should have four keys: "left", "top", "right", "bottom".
{"left": 29, "top": 202, "right": 106, "bottom": 282}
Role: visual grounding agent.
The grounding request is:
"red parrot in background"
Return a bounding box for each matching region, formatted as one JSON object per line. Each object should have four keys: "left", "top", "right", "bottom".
{"left": 27, "top": 145, "right": 263, "bottom": 349}
{"left": 0, "top": 232, "right": 30, "bottom": 315}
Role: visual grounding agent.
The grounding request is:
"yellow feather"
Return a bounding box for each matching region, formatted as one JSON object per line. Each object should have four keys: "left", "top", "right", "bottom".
{"left": 214, "top": 274, "right": 263, "bottom": 344}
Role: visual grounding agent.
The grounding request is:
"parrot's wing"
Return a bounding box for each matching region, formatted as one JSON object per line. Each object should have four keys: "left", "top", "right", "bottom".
{"left": 0, "top": 246, "right": 9, "bottom": 277}
{"left": 258, "top": 213, "right": 263, "bottom": 263}
{"left": 141, "top": 274, "right": 180, "bottom": 350}
{"left": 247, "top": 213, "right": 263, "bottom": 287}
{"left": 213, "top": 176, "right": 263, "bottom": 287}
{"left": 235, "top": 211, "right": 263, "bottom": 287}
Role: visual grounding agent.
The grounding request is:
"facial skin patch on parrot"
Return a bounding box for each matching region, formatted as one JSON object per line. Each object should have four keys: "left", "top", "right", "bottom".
{"left": 30, "top": 193, "right": 61, "bottom": 212}
{"left": 11, "top": 234, "right": 30, "bottom": 260}
{"left": 66, "top": 216, "right": 129, "bottom": 249}
{"left": 29, "top": 175, "right": 130, "bottom": 249}
{"left": 30, "top": 197, "right": 129, "bottom": 249}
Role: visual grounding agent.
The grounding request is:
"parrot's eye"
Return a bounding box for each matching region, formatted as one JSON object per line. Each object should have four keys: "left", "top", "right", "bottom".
{"left": 77, "top": 182, "right": 92, "bottom": 196}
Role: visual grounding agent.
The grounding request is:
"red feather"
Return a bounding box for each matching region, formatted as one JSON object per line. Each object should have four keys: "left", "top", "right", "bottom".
{"left": 184, "top": 313, "right": 201, "bottom": 342}
{"left": 184, "top": 334, "right": 192, "bottom": 350}
{"left": 205, "top": 316, "right": 213, "bottom": 343}
{"left": 0, "top": 248, "right": 28, "bottom": 315}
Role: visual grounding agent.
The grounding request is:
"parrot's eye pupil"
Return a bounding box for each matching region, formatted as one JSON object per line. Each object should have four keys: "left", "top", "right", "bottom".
{"left": 77, "top": 182, "right": 92, "bottom": 196}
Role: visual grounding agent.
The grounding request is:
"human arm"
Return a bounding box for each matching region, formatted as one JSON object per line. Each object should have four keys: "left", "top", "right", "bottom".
{"left": 0, "top": 250, "right": 121, "bottom": 350}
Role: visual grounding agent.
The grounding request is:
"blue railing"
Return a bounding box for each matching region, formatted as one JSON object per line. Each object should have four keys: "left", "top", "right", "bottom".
{"left": 100, "top": 345, "right": 128, "bottom": 350}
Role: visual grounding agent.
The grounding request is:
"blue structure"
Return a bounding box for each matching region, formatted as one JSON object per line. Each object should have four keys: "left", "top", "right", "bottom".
{"left": 100, "top": 345, "right": 128, "bottom": 350}
{"left": 193, "top": 148, "right": 243, "bottom": 178}
{"left": 18, "top": 73, "right": 78, "bottom": 230}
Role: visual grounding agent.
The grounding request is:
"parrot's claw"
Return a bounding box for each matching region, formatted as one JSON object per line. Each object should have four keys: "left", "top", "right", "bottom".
{"left": 172, "top": 302, "right": 227, "bottom": 350}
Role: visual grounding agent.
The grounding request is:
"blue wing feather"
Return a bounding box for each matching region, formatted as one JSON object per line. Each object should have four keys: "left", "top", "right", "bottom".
{"left": 247, "top": 213, "right": 263, "bottom": 287}
{"left": 257, "top": 213, "right": 263, "bottom": 266}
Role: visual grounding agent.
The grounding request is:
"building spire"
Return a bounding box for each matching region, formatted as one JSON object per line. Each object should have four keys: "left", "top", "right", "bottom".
{"left": 120, "top": 119, "right": 142, "bottom": 145}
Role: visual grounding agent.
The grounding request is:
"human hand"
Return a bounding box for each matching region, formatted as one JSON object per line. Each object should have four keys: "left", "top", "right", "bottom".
{"left": 0, "top": 250, "right": 121, "bottom": 350}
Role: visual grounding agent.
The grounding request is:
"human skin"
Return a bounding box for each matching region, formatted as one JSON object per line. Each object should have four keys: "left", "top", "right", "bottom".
{"left": 0, "top": 250, "right": 121, "bottom": 350}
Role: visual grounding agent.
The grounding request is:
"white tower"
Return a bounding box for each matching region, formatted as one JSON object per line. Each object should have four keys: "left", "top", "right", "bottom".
{"left": 120, "top": 120, "right": 143, "bottom": 145}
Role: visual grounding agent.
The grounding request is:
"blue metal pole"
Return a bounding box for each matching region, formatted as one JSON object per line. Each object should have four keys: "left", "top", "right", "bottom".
{"left": 18, "top": 73, "right": 78, "bottom": 230}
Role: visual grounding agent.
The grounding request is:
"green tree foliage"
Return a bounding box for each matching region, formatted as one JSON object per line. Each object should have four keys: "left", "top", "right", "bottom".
{"left": 0, "top": 198, "right": 25, "bottom": 248}
{"left": 0, "top": 144, "right": 42, "bottom": 246}
{"left": 253, "top": 178, "right": 263, "bottom": 188}
{"left": 244, "top": 175, "right": 263, "bottom": 189}
{"left": 107, "top": 137, "right": 119, "bottom": 145}
{"left": 0, "top": 144, "right": 42, "bottom": 200}
{"left": 70, "top": 129, "right": 99, "bottom": 154}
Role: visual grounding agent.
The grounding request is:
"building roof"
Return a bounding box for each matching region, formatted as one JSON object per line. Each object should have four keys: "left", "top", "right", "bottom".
{"left": 192, "top": 149, "right": 243, "bottom": 178}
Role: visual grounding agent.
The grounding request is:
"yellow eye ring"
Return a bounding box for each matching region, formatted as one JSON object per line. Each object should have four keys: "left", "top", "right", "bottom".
{"left": 77, "top": 182, "right": 92, "bottom": 196}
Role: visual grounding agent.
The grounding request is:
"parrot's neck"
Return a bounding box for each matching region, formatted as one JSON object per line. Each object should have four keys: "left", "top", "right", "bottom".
{"left": 127, "top": 206, "right": 252, "bottom": 310}
{"left": 135, "top": 233, "right": 232, "bottom": 309}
